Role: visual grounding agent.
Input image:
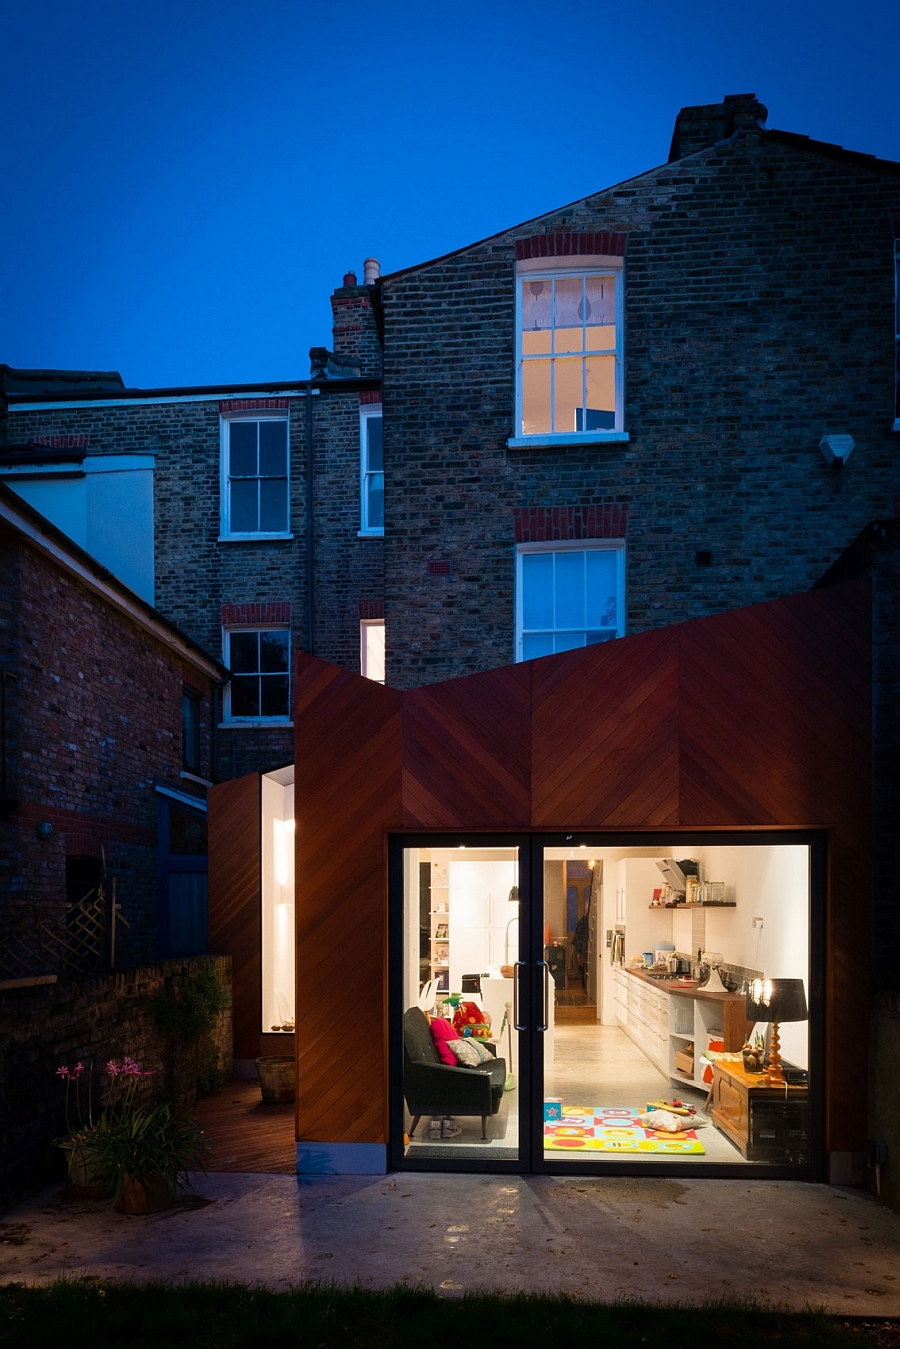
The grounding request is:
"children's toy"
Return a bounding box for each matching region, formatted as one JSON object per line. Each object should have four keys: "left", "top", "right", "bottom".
{"left": 452, "top": 1000, "right": 492, "bottom": 1040}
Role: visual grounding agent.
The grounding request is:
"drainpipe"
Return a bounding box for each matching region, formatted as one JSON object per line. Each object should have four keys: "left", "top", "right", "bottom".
{"left": 305, "top": 386, "right": 315, "bottom": 655}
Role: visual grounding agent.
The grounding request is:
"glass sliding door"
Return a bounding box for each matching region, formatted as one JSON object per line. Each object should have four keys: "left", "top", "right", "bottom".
{"left": 537, "top": 835, "right": 820, "bottom": 1174}
{"left": 396, "top": 839, "right": 527, "bottom": 1166}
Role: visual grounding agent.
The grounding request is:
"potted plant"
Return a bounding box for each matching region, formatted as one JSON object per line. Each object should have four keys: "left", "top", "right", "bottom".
{"left": 53, "top": 1061, "right": 105, "bottom": 1192}
{"left": 86, "top": 1098, "right": 211, "bottom": 1214}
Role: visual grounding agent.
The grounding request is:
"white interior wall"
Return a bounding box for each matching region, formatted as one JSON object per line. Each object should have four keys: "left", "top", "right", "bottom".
{"left": 261, "top": 773, "right": 295, "bottom": 1034}
{"left": 448, "top": 858, "right": 517, "bottom": 990}
{"left": 403, "top": 848, "right": 422, "bottom": 1012}
{"left": 700, "top": 843, "right": 810, "bottom": 1068}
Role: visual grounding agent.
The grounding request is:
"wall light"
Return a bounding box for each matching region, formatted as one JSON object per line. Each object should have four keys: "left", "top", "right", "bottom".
{"left": 819, "top": 434, "right": 854, "bottom": 468}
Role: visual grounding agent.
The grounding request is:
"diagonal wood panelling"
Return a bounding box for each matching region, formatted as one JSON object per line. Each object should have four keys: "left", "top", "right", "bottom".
{"left": 402, "top": 664, "right": 531, "bottom": 827}
{"left": 678, "top": 582, "right": 872, "bottom": 1152}
{"left": 531, "top": 627, "right": 681, "bottom": 827}
{"left": 294, "top": 655, "right": 403, "bottom": 1145}
{"left": 208, "top": 774, "right": 262, "bottom": 1062}
{"left": 291, "top": 582, "right": 872, "bottom": 1157}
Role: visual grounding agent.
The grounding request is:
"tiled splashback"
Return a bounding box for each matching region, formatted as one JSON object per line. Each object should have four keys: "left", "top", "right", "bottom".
{"left": 718, "top": 961, "right": 764, "bottom": 994}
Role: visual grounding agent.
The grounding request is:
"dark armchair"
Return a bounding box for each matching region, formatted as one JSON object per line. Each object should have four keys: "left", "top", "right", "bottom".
{"left": 403, "top": 1006, "right": 507, "bottom": 1140}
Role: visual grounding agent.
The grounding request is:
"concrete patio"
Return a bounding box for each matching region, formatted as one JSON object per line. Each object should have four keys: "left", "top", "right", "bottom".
{"left": 2, "top": 1171, "right": 900, "bottom": 1313}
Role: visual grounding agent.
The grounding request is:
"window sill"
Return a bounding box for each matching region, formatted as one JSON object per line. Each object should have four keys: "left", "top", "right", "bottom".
{"left": 507, "top": 431, "right": 630, "bottom": 450}
{"left": 218, "top": 532, "right": 294, "bottom": 543}
{"left": 219, "top": 720, "right": 294, "bottom": 730}
{"left": 357, "top": 529, "right": 385, "bottom": 539}
{"left": 180, "top": 770, "right": 213, "bottom": 787}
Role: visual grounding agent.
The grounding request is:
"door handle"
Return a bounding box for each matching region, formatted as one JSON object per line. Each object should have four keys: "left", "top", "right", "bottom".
{"left": 513, "top": 961, "right": 527, "bottom": 1030}
{"left": 536, "top": 960, "right": 550, "bottom": 1032}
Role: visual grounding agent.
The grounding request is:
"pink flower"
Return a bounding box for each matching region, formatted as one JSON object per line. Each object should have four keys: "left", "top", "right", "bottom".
{"left": 107, "top": 1060, "right": 121, "bottom": 1076}
{"left": 56, "top": 1065, "right": 70, "bottom": 1079}
{"left": 73, "top": 1063, "right": 84, "bottom": 1077}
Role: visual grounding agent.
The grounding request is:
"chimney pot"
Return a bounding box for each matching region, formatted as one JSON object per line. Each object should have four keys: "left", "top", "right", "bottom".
{"left": 364, "top": 257, "right": 381, "bottom": 285}
{"left": 342, "top": 270, "right": 358, "bottom": 287}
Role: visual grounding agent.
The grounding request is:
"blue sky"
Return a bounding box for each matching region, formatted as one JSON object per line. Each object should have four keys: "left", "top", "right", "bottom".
{"left": 2, "top": 0, "right": 897, "bottom": 389}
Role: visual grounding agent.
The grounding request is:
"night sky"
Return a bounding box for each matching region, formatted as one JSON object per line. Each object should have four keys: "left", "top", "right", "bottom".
{"left": 2, "top": 0, "right": 897, "bottom": 389}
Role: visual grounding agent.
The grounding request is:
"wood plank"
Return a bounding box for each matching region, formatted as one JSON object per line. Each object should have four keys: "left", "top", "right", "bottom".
{"left": 208, "top": 774, "right": 262, "bottom": 1062}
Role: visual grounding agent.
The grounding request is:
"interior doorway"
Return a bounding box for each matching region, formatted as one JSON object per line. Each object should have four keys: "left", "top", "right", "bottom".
{"left": 392, "top": 831, "right": 822, "bottom": 1176}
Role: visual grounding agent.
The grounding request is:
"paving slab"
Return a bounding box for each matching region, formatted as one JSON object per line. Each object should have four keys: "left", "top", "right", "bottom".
{"left": 1, "top": 1172, "right": 899, "bottom": 1312}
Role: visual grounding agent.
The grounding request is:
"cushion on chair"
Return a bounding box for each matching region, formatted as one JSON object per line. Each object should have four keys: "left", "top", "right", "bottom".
{"left": 429, "top": 1017, "right": 458, "bottom": 1065}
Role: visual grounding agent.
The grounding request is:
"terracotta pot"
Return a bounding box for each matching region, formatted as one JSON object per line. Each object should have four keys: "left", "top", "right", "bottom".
{"left": 115, "top": 1173, "right": 174, "bottom": 1215}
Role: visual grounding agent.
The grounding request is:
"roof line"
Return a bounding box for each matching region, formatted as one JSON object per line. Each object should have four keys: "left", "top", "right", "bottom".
{"left": 0, "top": 481, "right": 227, "bottom": 681}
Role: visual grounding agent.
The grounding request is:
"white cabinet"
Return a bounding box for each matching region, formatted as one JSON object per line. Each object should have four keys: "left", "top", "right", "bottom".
{"left": 616, "top": 970, "right": 668, "bottom": 1075}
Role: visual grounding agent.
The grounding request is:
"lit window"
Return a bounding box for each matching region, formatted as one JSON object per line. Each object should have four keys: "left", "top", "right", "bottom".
{"left": 221, "top": 416, "right": 289, "bottom": 537}
{"left": 224, "top": 628, "right": 290, "bottom": 720}
{"left": 516, "top": 543, "right": 625, "bottom": 661}
{"left": 515, "top": 262, "right": 623, "bottom": 443}
{"left": 360, "top": 408, "right": 384, "bottom": 535}
{"left": 360, "top": 619, "right": 385, "bottom": 683}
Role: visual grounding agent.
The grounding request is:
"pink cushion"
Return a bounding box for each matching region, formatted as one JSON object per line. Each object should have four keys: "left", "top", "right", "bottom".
{"left": 429, "top": 1017, "right": 458, "bottom": 1066}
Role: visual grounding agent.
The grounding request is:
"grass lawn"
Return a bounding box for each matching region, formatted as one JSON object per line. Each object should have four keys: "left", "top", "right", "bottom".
{"left": 1, "top": 1280, "right": 899, "bottom": 1348}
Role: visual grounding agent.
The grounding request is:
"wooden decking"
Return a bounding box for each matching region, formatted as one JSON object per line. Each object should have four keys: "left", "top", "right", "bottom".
{"left": 191, "top": 1079, "right": 296, "bottom": 1173}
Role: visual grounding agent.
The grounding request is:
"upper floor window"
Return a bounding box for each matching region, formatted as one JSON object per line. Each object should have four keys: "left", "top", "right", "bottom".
{"left": 182, "top": 686, "right": 202, "bottom": 773}
{"left": 221, "top": 416, "right": 290, "bottom": 538}
{"left": 515, "top": 542, "right": 625, "bottom": 661}
{"left": 223, "top": 627, "right": 291, "bottom": 722}
{"left": 360, "top": 619, "right": 385, "bottom": 683}
{"left": 514, "top": 260, "right": 624, "bottom": 446}
{"left": 360, "top": 408, "right": 384, "bottom": 535}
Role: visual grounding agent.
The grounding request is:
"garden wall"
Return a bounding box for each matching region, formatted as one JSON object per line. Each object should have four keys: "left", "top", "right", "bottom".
{"left": 0, "top": 955, "right": 232, "bottom": 1213}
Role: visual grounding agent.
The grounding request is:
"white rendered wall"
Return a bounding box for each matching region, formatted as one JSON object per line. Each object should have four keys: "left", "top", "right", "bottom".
{"left": 2, "top": 455, "right": 155, "bottom": 602}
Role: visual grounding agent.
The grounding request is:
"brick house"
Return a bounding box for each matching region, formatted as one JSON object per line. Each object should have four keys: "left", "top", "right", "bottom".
{"left": 377, "top": 93, "right": 899, "bottom": 687}
{"left": 5, "top": 94, "right": 900, "bottom": 1187}
{"left": 1, "top": 268, "right": 385, "bottom": 782}
{"left": 0, "top": 481, "right": 225, "bottom": 968}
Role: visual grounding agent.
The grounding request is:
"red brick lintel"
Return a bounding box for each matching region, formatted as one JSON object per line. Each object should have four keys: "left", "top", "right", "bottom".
{"left": 218, "top": 399, "right": 290, "bottom": 414}
{"left": 359, "top": 391, "right": 383, "bottom": 406}
{"left": 221, "top": 602, "right": 292, "bottom": 627}
{"left": 33, "top": 433, "right": 90, "bottom": 450}
{"left": 513, "top": 505, "right": 628, "bottom": 543}
{"left": 359, "top": 600, "right": 385, "bottom": 620}
{"left": 515, "top": 232, "right": 628, "bottom": 261}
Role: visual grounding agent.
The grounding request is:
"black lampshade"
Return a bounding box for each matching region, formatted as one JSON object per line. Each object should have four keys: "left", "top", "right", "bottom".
{"left": 745, "top": 977, "right": 808, "bottom": 1024}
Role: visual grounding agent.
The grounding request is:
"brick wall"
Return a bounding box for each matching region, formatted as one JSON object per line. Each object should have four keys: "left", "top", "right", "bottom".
{"left": 0, "top": 955, "right": 231, "bottom": 1212}
{"left": 0, "top": 525, "right": 216, "bottom": 964}
{"left": 10, "top": 383, "right": 386, "bottom": 777}
{"left": 381, "top": 129, "right": 900, "bottom": 686}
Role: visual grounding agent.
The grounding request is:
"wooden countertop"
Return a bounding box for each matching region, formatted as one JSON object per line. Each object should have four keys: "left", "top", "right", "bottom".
{"left": 624, "top": 965, "right": 746, "bottom": 1004}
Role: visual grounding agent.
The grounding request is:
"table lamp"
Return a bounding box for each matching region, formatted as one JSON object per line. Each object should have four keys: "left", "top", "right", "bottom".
{"left": 745, "top": 978, "right": 808, "bottom": 1086}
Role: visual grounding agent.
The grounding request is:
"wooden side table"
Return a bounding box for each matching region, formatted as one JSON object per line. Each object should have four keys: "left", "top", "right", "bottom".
{"left": 710, "top": 1060, "right": 809, "bottom": 1162}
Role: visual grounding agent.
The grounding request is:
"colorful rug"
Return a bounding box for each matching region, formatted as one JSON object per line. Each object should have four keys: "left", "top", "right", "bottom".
{"left": 543, "top": 1105, "right": 705, "bottom": 1155}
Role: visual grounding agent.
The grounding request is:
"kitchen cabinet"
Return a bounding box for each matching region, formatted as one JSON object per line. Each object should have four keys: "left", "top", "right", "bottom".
{"left": 711, "top": 1060, "right": 809, "bottom": 1162}
{"left": 618, "top": 968, "right": 751, "bottom": 1092}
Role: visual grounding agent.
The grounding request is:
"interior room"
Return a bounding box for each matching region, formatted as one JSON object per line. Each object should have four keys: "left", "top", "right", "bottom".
{"left": 401, "top": 840, "right": 811, "bottom": 1167}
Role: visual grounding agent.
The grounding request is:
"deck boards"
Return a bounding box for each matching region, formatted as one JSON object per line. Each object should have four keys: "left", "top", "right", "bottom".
{"left": 192, "top": 1080, "right": 295, "bottom": 1174}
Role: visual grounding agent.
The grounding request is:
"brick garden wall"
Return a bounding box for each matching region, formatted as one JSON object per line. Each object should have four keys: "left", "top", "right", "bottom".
{"left": 0, "top": 955, "right": 232, "bottom": 1213}
{"left": 381, "top": 130, "right": 900, "bottom": 686}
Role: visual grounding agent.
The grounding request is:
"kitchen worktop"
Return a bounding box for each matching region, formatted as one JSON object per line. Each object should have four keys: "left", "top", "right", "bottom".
{"left": 624, "top": 965, "right": 745, "bottom": 1003}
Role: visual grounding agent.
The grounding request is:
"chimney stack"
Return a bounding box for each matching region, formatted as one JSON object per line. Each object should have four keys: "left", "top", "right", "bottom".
{"left": 364, "top": 257, "right": 381, "bottom": 285}
{"left": 668, "top": 93, "right": 768, "bottom": 163}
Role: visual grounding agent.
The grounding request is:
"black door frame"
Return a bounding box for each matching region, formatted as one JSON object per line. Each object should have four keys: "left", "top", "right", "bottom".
{"left": 390, "top": 828, "right": 825, "bottom": 1179}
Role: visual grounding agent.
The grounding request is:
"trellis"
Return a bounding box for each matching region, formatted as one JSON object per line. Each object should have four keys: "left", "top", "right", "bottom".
{"left": 0, "top": 876, "right": 129, "bottom": 981}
